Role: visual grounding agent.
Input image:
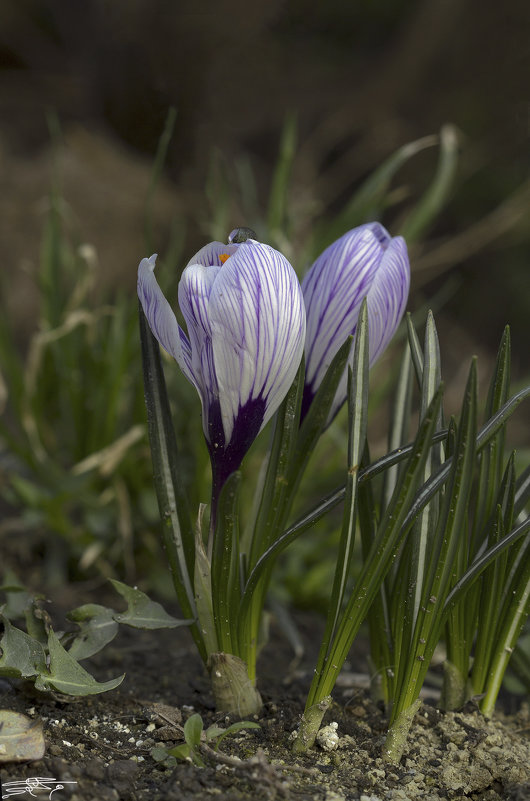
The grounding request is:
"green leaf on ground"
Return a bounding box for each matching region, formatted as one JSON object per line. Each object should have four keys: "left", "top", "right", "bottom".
{"left": 34, "top": 629, "right": 124, "bottom": 695}
{"left": 67, "top": 604, "right": 120, "bottom": 660}
{"left": 0, "top": 617, "right": 47, "bottom": 679}
{"left": 183, "top": 713, "right": 204, "bottom": 747}
{"left": 208, "top": 720, "right": 261, "bottom": 748}
{"left": 110, "top": 579, "right": 193, "bottom": 629}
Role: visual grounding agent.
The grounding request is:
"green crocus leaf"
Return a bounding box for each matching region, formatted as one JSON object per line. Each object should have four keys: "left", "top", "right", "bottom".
{"left": 138, "top": 304, "right": 198, "bottom": 635}
{"left": 211, "top": 473, "right": 242, "bottom": 652}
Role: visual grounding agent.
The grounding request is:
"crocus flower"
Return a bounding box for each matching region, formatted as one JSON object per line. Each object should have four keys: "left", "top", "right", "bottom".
{"left": 301, "top": 222, "right": 410, "bottom": 421}
{"left": 137, "top": 235, "right": 306, "bottom": 498}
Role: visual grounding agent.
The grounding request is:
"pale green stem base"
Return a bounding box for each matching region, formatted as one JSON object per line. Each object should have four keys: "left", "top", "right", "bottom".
{"left": 383, "top": 699, "right": 422, "bottom": 763}
{"left": 440, "top": 659, "right": 470, "bottom": 710}
{"left": 291, "top": 696, "right": 332, "bottom": 754}
{"left": 208, "top": 652, "right": 262, "bottom": 717}
{"left": 367, "top": 656, "right": 387, "bottom": 706}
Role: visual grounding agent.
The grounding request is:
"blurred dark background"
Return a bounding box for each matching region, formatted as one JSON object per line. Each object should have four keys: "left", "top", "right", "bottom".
{"left": 1, "top": 0, "right": 529, "bottom": 390}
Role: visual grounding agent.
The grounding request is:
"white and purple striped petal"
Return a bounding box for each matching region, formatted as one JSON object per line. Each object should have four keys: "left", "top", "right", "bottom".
{"left": 301, "top": 223, "right": 410, "bottom": 421}
{"left": 178, "top": 263, "right": 220, "bottom": 422}
{"left": 137, "top": 239, "right": 306, "bottom": 494}
{"left": 137, "top": 254, "right": 194, "bottom": 382}
{"left": 208, "top": 241, "right": 305, "bottom": 453}
{"left": 185, "top": 240, "right": 239, "bottom": 269}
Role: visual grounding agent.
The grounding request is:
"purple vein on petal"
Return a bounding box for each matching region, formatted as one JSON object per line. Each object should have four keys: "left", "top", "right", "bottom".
{"left": 302, "top": 231, "right": 381, "bottom": 391}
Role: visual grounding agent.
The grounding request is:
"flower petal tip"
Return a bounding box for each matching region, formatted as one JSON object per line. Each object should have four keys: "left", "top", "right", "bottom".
{"left": 139, "top": 254, "right": 158, "bottom": 273}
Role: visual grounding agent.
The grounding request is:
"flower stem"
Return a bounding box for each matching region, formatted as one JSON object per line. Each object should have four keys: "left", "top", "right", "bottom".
{"left": 382, "top": 698, "right": 421, "bottom": 763}
{"left": 291, "top": 696, "right": 332, "bottom": 753}
{"left": 208, "top": 652, "right": 262, "bottom": 717}
{"left": 440, "top": 659, "right": 469, "bottom": 710}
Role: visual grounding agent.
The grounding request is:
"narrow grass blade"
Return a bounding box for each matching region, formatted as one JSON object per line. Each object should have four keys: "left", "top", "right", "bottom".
{"left": 307, "top": 384, "right": 444, "bottom": 707}
{"left": 405, "top": 313, "right": 424, "bottom": 389}
{"left": 422, "top": 358, "right": 476, "bottom": 617}
{"left": 359, "top": 463, "right": 393, "bottom": 702}
{"left": 401, "top": 384, "right": 530, "bottom": 533}
{"left": 318, "top": 301, "right": 369, "bottom": 660}
{"left": 145, "top": 107, "right": 177, "bottom": 254}
{"left": 194, "top": 509, "right": 219, "bottom": 656}
{"left": 381, "top": 344, "right": 414, "bottom": 511}
{"left": 514, "top": 466, "right": 530, "bottom": 519}
{"left": 471, "top": 502, "right": 507, "bottom": 695}
{"left": 392, "top": 313, "right": 443, "bottom": 686}
{"left": 509, "top": 635, "right": 530, "bottom": 693}
{"left": 0, "top": 311, "right": 26, "bottom": 428}
{"left": 444, "top": 517, "right": 530, "bottom": 614}
{"left": 400, "top": 125, "right": 459, "bottom": 243}
{"left": 244, "top": 383, "right": 530, "bottom": 607}
{"left": 392, "top": 361, "right": 477, "bottom": 720}
{"left": 39, "top": 160, "right": 64, "bottom": 327}
{"left": 443, "top": 415, "right": 474, "bottom": 695}
{"left": 138, "top": 305, "right": 202, "bottom": 657}
{"left": 267, "top": 114, "right": 297, "bottom": 241}
{"left": 476, "top": 385, "right": 530, "bottom": 446}
{"left": 248, "top": 359, "right": 304, "bottom": 566}
{"left": 289, "top": 336, "right": 353, "bottom": 489}
{"left": 238, "top": 361, "right": 304, "bottom": 676}
{"left": 239, "top": 338, "right": 352, "bottom": 616}
{"left": 243, "top": 429, "right": 449, "bottom": 603}
{"left": 313, "top": 134, "right": 439, "bottom": 250}
{"left": 472, "top": 327, "right": 511, "bottom": 548}
{"left": 480, "top": 533, "right": 530, "bottom": 717}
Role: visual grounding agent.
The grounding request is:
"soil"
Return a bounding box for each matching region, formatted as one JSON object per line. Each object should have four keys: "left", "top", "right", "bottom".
{"left": 1, "top": 599, "right": 529, "bottom": 801}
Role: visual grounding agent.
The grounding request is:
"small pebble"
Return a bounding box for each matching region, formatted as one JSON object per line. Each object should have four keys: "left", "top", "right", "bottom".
{"left": 316, "top": 721, "right": 340, "bottom": 751}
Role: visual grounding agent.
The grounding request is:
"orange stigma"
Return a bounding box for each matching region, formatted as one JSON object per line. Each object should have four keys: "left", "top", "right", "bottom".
{"left": 219, "top": 253, "right": 231, "bottom": 264}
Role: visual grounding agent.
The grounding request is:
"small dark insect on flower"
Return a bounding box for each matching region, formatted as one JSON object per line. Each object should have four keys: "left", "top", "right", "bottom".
{"left": 228, "top": 227, "right": 258, "bottom": 244}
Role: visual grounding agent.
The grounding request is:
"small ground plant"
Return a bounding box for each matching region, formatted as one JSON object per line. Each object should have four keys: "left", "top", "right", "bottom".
{"left": 151, "top": 713, "right": 260, "bottom": 768}
{"left": 0, "top": 575, "right": 188, "bottom": 695}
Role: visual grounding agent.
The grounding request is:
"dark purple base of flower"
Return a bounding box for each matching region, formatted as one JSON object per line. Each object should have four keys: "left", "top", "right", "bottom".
{"left": 207, "top": 396, "right": 267, "bottom": 514}
{"left": 300, "top": 384, "right": 315, "bottom": 424}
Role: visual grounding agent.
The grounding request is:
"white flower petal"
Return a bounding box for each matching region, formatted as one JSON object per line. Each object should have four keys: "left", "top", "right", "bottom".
{"left": 138, "top": 241, "right": 306, "bottom": 482}
{"left": 208, "top": 241, "right": 306, "bottom": 444}
{"left": 137, "top": 254, "right": 193, "bottom": 377}
{"left": 177, "top": 263, "right": 221, "bottom": 432}
{"left": 178, "top": 264, "right": 219, "bottom": 377}
{"left": 186, "top": 241, "right": 239, "bottom": 268}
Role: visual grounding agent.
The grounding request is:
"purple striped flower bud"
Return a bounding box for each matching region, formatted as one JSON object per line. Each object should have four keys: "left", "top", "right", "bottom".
{"left": 138, "top": 238, "right": 306, "bottom": 493}
{"left": 301, "top": 223, "right": 410, "bottom": 422}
